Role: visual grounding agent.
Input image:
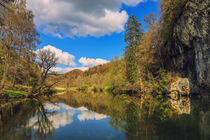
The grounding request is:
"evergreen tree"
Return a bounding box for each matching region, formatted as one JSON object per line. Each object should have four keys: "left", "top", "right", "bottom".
{"left": 124, "top": 15, "right": 143, "bottom": 84}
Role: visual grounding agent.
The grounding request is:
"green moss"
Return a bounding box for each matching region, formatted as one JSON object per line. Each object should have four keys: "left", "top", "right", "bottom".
{"left": 104, "top": 86, "right": 114, "bottom": 94}
{"left": 7, "top": 98, "right": 22, "bottom": 103}
{"left": 53, "top": 88, "right": 67, "bottom": 93}
{"left": 68, "top": 87, "right": 78, "bottom": 91}
{"left": 6, "top": 90, "right": 28, "bottom": 98}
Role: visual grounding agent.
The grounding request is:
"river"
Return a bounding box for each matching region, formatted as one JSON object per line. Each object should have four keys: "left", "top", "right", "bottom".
{"left": 0, "top": 92, "right": 210, "bottom": 140}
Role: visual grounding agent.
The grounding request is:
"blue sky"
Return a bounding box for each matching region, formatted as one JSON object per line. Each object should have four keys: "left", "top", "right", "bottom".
{"left": 27, "top": 0, "right": 160, "bottom": 73}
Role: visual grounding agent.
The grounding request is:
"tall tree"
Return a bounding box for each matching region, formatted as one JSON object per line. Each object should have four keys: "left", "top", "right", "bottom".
{"left": 124, "top": 15, "right": 143, "bottom": 84}
{"left": 0, "top": 0, "right": 40, "bottom": 90}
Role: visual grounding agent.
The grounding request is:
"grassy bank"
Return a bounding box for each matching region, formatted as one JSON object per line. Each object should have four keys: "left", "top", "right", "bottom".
{"left": 0, "top": 85, "right": 65, "bottom": 100}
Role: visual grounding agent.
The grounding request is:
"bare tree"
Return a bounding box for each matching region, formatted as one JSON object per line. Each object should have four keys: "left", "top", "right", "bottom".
{"left": 36, "top": 49, "right": 58, "bottom": 94}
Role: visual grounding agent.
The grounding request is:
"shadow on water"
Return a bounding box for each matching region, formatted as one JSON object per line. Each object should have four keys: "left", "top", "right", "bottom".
{"left": 0, "top": 92, "right": 210, "bottom": 140}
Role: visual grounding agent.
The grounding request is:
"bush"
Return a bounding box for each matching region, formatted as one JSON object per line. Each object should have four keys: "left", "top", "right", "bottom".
{"left": 153, "top": 69, "right": 168, "bottom": 95}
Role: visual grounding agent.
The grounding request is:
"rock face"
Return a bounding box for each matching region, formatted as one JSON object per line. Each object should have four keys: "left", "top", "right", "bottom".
{"left": 166, "top": 0, "right": 210, "bottom": 93}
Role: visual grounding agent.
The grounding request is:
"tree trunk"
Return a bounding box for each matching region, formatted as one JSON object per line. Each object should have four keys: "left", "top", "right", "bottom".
{"left": 12, "top": 73, "right": 16, "bottom": 88}
{"left": 0, "top": 45, "right": 11, "bottom": 92}
{"left": 0, "top": 60, "right": 9, "bottom": 91}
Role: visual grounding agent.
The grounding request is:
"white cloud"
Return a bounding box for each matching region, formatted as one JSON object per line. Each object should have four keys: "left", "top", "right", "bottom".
{"left": 49, "top": 111, "right": 74, "bottom": 129}
{"left": 122, "top": 0, "right": 146, "bottom": 6}
{"left": 29, "top": 111, "right": 75, "bottom": 130}
{"left": 44, "top": 103, "right": 75, "bottom": 111}
{"left": 26, "top": 0, "right": 147, "bottom": 38}
{"left": 45, "top": 103, "right": 89, "bottom": 112}
{"left": 50, "top": 67, "right": 89, "bottom": 74}
{"left": 37, "top": 45, "right": 76, "bottom": 66}
{"left": 78, "top": 111, "right": 107, "bottom": 122}
{"left": 77, "top": 107, "right": 88, "bottom": 111}
{"left": 79, "top": 57, "right": 109, "bottom": 67}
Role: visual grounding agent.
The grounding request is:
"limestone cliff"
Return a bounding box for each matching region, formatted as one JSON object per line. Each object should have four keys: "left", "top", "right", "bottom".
{"left": 165, "top": 0, "right": 210, "bottom": 93}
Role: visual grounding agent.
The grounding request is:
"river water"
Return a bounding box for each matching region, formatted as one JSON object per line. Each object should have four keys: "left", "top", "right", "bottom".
{"left": 0, "top": 92, "right": 210, "bottom": 140}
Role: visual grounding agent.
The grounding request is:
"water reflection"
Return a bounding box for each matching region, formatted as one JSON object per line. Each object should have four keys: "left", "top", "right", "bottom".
{"left": 0, "top": 93, "right": 210, "bottom": 140}
{"left": 29, "top": 107, "right": 75, "bottom": 130}
{"left": 168, "top": 97, "right": 191, "bottom": 114}
{"left": 78, "top": 111, "right": 107, "bottom": 121}
{"left": 44, "top": 103, "right": 75, "bottom": 111}
{"left": 31, "top": 102, "right": 55, "bottom": 139}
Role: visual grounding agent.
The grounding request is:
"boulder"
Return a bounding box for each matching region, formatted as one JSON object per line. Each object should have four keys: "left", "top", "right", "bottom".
{"left": 168, "top": 77, "right": 190, "bottom": 96}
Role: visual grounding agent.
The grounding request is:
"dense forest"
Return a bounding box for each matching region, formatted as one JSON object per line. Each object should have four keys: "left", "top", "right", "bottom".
{"left": 0, "top": 0, "right": 60, "bottom": 98}
{"left": 0, "top": 0, "right": 209, "bottom": 99}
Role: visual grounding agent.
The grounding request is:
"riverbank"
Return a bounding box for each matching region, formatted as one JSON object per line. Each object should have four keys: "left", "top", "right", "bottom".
{"left": 1, "top": 81, "right": 209, "bottom": 105}
{"left": 0, "top": 84, "right": 66, "bottom": 101}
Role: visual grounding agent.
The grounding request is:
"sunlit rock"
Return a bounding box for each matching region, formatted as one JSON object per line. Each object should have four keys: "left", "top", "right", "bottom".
{"left": 169, "top": 97, "right": 191, "bottom": 114}
{"left": 168, "top": 77, "right": 190, "bottom": 96}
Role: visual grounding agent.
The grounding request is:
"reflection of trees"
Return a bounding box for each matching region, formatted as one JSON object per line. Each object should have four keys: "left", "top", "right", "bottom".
{"left": 32, "top": 101, "right": 55, "bottom": 140}
{"left": 53, "top": 93, "right": 170, "bottom": 140}
{"left": 0, "top": 100, "right": 36, "bottom": 140}
{"left": 57, "top": 92, "right": 210, "bottom": 140}
{"left": 121, "top": 99, "right": 167, "bottom": 140}
{"left": 121, "top": 97, "right": 210, "bottom": 140}
{"left": 125, "top": 102, "right": 140, "bottom": 137}
{"left": 109, "top": 117, "right": 126, "bottom": 131}
{"left": 20, "top": 92, "right": 209, "bottom": 140}
{"left": 0, "top": 99, "right": 56, "bottom": 140}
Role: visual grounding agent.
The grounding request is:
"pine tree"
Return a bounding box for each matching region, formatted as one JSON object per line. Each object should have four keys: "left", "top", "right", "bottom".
{"left": 124, "top": 15, "right": 143, "bottom": 84}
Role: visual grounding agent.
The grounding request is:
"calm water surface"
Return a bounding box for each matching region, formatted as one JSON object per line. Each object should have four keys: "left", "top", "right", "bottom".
{"left": 0, "top": 92, "right": 210, "bottom": 140}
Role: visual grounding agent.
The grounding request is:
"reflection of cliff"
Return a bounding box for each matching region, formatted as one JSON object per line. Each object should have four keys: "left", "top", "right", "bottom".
{"left": 168, "top": 97, "right": 191, "bottom": 114}
{"left": 200, "top": 111, "right": 210, "bottom": 140}
{"left": 78, "top": 111, "right": 107, "bottom": 121}
{"left": 190, "top": 98, "right": 210, "bottom": 140}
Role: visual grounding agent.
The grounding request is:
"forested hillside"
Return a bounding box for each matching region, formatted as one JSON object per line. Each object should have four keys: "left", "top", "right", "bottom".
{"left": 65, "top": 0, "right": 210, "bottom": 96}
{"left": 0, "top": 0, "right": 60, "bottom": 98}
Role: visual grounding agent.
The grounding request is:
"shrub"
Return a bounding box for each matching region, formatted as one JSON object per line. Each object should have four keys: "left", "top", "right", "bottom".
{"left": 153, "top": 69, "right": 168, "bottom": 95}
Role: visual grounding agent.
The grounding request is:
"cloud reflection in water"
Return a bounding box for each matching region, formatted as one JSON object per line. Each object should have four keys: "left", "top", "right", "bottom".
{"left": 78, "top": 111, "right": 107, "bottom": 121}
{"left": 29, "top": 102, "right": 108, "bottom": 134}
